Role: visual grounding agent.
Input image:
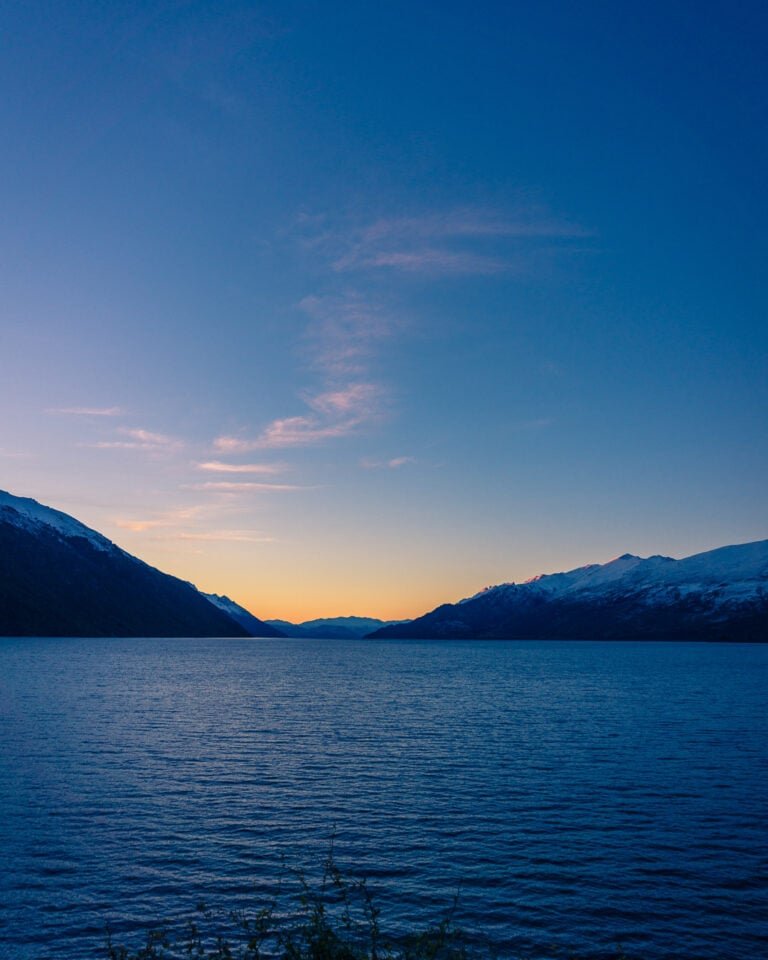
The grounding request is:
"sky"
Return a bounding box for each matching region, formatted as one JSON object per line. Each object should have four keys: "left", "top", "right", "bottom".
{"left": 1, "top": 0, "right": 767, "bottom": 621}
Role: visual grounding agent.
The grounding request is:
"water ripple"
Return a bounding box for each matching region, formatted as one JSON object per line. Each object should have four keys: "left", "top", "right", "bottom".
{"left": 0, "top": 638, "right": 766, "bottom": 959}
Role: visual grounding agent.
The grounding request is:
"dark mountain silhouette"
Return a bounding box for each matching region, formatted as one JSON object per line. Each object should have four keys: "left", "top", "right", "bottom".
{"left": 267, "top": 616, "right": 407, "bottom": 639}
{"left": 0, "top": 490, "right": 277, "bottom": 638}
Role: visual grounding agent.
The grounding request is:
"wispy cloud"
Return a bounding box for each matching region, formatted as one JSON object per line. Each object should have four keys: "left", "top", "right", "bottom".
{"left": 212, "top": 436, "right": 258, "bottom": 453}
{"left": 113, "top": 506, "right": 204, "bottom": 532}
{"left": 121, "top": 428, "right": 179, "bottom": 445}
{"left": 251, "top": 416, "right": 358, "bottom": 448}
{"left": 213, "top": 382, "right": 385, "bottom": 451}
{"left": 364, "top": 208, "right": 586, "bottom": 241}
{"left": 113, "top": 504, "right": 275, "bottom": 543}
{"left": 361, "top": 455, "right": 415, "bottom": 470}
{"left": 347, "top": 248, "right": 506, "bottom": 275}
{"left": 172, "top": 530, "right": 275, "bottom": 543}
{"left": 88, "top": 427, "right": 183, "bottom": 451}
{"left": 299, "top": 292, "right": 399, "bottom": 377}
{"left": 243, "top": 201, "right": 581, "bottom": 462}
{"left": 196, "top": 460, "right": 287, "bottom": 474}
{"left": 300, "top": 204, "right": 589, "bottom": 277}
{"left": 305, "top": 382, "right": 382, "bottom": 417}
{"left": 47, "top": 406, "right": 124, "bottom": 416}
{"left": 189, "top": 481, "right": 306, "bottom": 492}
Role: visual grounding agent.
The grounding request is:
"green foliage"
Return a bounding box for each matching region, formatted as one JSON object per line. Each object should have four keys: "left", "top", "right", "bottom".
{"left": 105, "top": 846, "right": 471, "bottom": 960}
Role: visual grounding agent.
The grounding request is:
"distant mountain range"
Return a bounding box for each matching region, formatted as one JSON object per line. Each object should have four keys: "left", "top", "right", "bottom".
{"left": 267, "top": 616, "right": 406, "bottom": 639}
{"left": 369, "top": 543, "right": 768, "bottom": 642}
{"left": 0, "top": 490, "right": 281, "bottom": 637}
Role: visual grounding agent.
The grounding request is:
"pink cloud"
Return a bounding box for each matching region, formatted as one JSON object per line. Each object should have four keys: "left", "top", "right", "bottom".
{"left": 113, "top": 506, "right": 204, "bottom": 531}
{"left": 253, "top": 415, "right": 358, "bottom": 448}
{"left": 46, "top": 406, "right": 124, "bottom": 416}
{"left": 306, "top": 382, "right": 382, "bottom": 417}
{"left": 173, "top": 530, "right": 275, "bottom": 543}
{"left": 214, "top": 382, "right": 385, "bottom": 451}
{"left": 196, "top": 460, "right": 286, "bottom": 474}
{"left": 119, "top": 427, "right": 179, "bottom": 446}
{"left": 86, "top": 426, "right": 183, "bottom": 452}
{"left": 190, "top": 480, "right": 305, "bottom": 491}
{"left": 212, "top": 436, "right": 256, "bottom": 453}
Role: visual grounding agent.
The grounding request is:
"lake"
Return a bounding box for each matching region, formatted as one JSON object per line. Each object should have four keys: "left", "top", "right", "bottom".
{"left": 0, "top": 638, "right": 766, "bottom": 958}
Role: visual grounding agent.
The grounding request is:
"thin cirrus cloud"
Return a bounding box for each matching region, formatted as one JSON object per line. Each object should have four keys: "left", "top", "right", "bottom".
{"left": 251, "top": 416, "right": 358, "bottom": 448}
{"left": 46, "top": 405, "right": 124, "bottom": 416}
{"left": 298, "top": 292, "right": 399, "bottom": 376}
{"left": 360, "top": 455, "right": 415, "bottom": 470}
{"left": 189, "top": 481, "right": 306, "bottom": 492}
{"left": 88, "top": 427, "right": 183, "bottom": 451}
{"left": 195, "top": 460, "right": 287, "bottom": 474}
{"left": 355, "top": 249, "right": 507, "bottom": 274}
{"left": 214, "top": 382, "right": 385, "bottom": 451}
{"left": 113, "top": 506, "right": 204, "bottom": 532}
{"left": 301, "top": 204, "right": 590, "bottom": 276}
{"left": 171, "top": 531, "right": 275, "bottom": 543}
{"left": 113, "top": 510, "right": 274, "bottom": 544}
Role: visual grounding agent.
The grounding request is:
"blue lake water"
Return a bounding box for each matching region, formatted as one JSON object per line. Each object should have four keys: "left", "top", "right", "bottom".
{"left": 0, "top": 638, "right": 766, "bottom": 959}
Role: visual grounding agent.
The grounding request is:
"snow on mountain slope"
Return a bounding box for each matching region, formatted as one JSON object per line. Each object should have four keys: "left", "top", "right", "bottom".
{"left": 458, "top": 541, "right": 768, "bottom": 609}
{"left": 205, "top": 593, "right": 246, "bottom": 619}
{"left": 0, "top": 490, "right": 115, "bottom": 553}
{"left": 203, "top": 593, "right": 283, "bottom": 637}
{"left": 624, "top": 540, "right": 768, "bottom": 604}
{"left": 525, "top": 553, "right": 673, "bottom": 595}
{"left": 370, "top": 539, "right": 768, "bottom": 641}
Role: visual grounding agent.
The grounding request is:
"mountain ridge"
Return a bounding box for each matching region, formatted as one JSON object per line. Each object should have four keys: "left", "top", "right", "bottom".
{"left": 0, "top": 490, "right": 275, "bottom": 638}
{"left": 205, "top": 593, "right": 284, "bottom": 637}
{"left": 368, "top": 541, "right": 768, "bottom": 642}
{"left": 267, "top": 616, "right": 408, "bottom": 639}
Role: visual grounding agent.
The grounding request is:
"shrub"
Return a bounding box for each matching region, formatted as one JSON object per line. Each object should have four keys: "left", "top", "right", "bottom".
{"left": 105, "top": 846, "right": 471, "bottom": 960}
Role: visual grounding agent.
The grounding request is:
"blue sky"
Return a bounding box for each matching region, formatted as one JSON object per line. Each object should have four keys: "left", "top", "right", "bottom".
{"left": 1, "top": 1, "right": 766, "bottom": 619}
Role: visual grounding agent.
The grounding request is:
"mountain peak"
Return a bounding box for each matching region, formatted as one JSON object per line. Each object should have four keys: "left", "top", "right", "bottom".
{"left": 370, "top": 539, "right": 768, "bottom": 641}
{"left": 0, "top": 489, "right": 114, "bottom": 553}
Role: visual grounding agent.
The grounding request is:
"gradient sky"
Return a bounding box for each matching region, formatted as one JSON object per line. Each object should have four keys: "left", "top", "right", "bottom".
{"left": 1, "top": 1, "right": 767, "bottom": 621}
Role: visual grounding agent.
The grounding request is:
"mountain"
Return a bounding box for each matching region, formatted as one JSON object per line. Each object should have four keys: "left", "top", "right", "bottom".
{"left": 368, "top": 542, "right": 768, "bottom": 642}
{"left": 267, "top": 616, "right": 407, "bottom": 639}
{"left": 205, "top": 593, "right": 283, "bottom": 637}
{"left": 0, "top": 490, "right": 271, "bottom": 638}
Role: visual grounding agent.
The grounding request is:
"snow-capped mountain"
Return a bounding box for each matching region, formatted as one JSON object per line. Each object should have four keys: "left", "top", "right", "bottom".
{"left": 205, "top": 593, "right": 284, "bottom": 637}
{"left": 369, "top": 541, "right": 768, "bottom": 641}
{"left": 0, "top": 490, "right": 272, "bottom": 638}
{"left": 0, "top": 490, "right": 116, "bottom": 553}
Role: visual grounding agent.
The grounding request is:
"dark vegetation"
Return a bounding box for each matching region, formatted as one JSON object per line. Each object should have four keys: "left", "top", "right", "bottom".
{"left": 105, "top": 849, "right": 473, "bottom": 960}
{"left": 104, "top": 849, "right": 636, "bottom": 960}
